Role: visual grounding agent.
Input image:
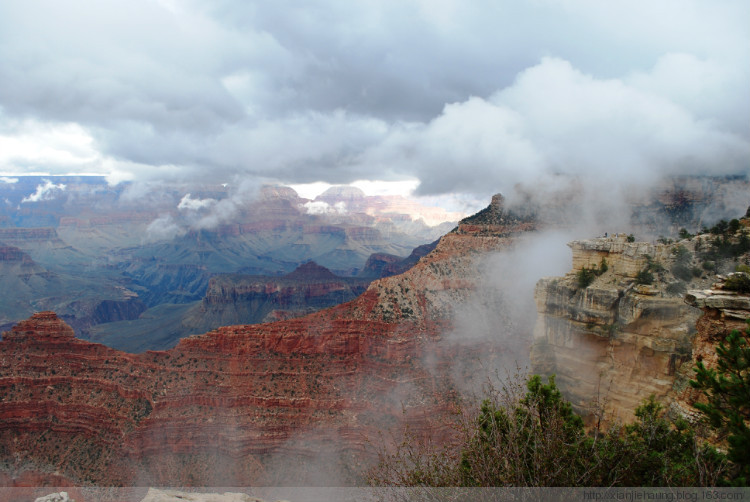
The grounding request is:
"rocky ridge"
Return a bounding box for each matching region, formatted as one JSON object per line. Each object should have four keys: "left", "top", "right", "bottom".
{"left": 673, "top": 273, "right": 750, "bottom": 420}
{"left": 197, "top": 262, "right": 372, "bottom": 325}
{"left": 0, "top": 195, "right": 534, "bottom": 486}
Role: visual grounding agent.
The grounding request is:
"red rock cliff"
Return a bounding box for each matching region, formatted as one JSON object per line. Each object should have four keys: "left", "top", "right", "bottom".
{"left": 0, "top": 196, "right": 535, "bottom": 486}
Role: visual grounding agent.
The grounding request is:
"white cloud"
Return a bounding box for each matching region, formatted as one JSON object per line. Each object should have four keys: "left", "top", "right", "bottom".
{"left": 21, "top": 179, "right": 67, "bottom": 203}
{"left": 177, "top": 193, "right": 217, "bottom": 211}
{"left": 144, "top": 214, "right": 185, "bottom": 242}
{"left": 0, "top": 0, "right": 746, "bottom": 204}
{"left": 0, "top": 116, "right": 100, "bottom": 174}
{"left": 350, "top": 179, "right": 420, "bottom": 197}
{"left": 303, "top": 200, "right": 347, "bottom": 215}
{"left": 359, "top": 57, "right": 750, "bottom": 203}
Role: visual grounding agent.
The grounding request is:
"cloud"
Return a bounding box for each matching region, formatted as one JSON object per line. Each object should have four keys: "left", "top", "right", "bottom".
{"left": 360, "top": 57, "right": 750, "bottom": 207}
{"left": 178, "top": 193, "right": 217, "bottom": 212}
{"left": 0, "top": 114, "right": 99, "bottom": 174}
{"left": 0, "top": 0, "right": 747, "bottom": 199}
{"left": 144, "top": 214, "right": 185, "bottom": 242}
{"left": 188, "top": 178, "right": 263, "bottom": 229}
{"left": 0, "top": 177, "right": 18, "bottom": 184}
{"left": 139, "top": 177, "right": 264, "bottom": 237}
{"left": 21, "top": 179, "right": 66, "bottom": 203}
{"left": 303, "top": 200, "right": 347, "bottom": 215}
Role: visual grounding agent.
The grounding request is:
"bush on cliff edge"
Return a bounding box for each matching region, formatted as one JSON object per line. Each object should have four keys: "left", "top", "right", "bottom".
{"left": 368, "top": 374, "right": 726, "bottom": 487}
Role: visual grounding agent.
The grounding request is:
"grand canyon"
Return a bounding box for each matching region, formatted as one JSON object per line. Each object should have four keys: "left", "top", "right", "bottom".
{"left": 1, "top": 3, "right": 749, "bottom": 497}
{"left": 2, "top": 182, "right": 750, "bottom": 496}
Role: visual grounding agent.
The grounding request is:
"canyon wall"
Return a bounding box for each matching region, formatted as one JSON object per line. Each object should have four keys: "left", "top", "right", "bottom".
{"left": 531, "top": 231, "right": 750, "bottom": 424}
{"left": 198, "top": 262, "right": 371, "bottom": 325}
{"left": 0, "top": 195, "right": 534, "bottom": 487}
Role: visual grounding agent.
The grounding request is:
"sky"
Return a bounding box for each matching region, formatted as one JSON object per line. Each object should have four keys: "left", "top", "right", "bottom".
{"left": 0, "top": 0, "right": 749, "bottom": 207}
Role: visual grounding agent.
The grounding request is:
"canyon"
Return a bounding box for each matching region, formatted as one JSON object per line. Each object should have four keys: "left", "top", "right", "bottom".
{"left": 0, "top": 194, "right": 535, "bottom": 487}
{"left": 1, "top": 183, "right": 748, "bottom": 490}
{"left": 0, "top": 178, "right": 456, "bottom": 345}
{"left": 87, "top": 261, "right": 374, "bottom": 352}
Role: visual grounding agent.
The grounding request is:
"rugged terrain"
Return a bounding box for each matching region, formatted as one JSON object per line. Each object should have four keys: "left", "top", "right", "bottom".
{"left": 0, "top": 177, "right": 457, "bottom": 344}
{"left": 0, "top": 195, "right": 534, "bottom": 486}
{"left": 2, "top": 183, "right": 748, "bottom": 488}
{"left": 87, "top": 262, "right": 373, "bottom": 352}
{"left": 531, "top": 223, "right": 750, "bottom": 424}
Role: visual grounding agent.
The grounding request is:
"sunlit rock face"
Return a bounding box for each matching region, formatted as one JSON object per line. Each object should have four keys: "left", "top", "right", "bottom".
{"left": 0, "top": 195, "right": 536, "bottom": 487}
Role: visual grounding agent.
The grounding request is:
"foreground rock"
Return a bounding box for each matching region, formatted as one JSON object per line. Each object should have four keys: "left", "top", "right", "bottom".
{"left": 140, "top": 489, "right": 274, "bottom": 502}
{"left": 35, "top": 493, "right": 74, "bottom": 502}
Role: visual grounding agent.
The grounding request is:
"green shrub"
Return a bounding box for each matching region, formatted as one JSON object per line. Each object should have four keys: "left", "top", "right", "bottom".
{"left": 724, "top": 274, "right": 750, "bottom": 294}
{"left": 368, "top": 375, "right": 727, "bottom": 487}
{"left": 679, "top": 228, "right": 694, "bottom": 240}
{"left": 636, "top": 269, "right": 654, "bottom": 285}
{"left": 672, "top": 245, "right": 691, "bottom": 264}
{"left": 671, "top": 263, "right": 693, "bottom": 282}
{"left": 577, "top": 267, "right": 596, "bottom": 289}
{"left": 626, "top": 234, "right": 635, "bottom": 243}
{"left": 644, "top": 254, "right": 665, "bottom": 274}
{"left": 666, "top": 282, "right": 687, "bottom": 296}
{"left": 711, "top": 220, "right": 729, "bottom": 235}
{"left": 599, "top": 257, "right": 608, "bottom": 274}
{"left": 703, "top": 260, "right": 717, "bottom": 273}
{"left": 576, "top": 259, "right": 609, "bottom": 289}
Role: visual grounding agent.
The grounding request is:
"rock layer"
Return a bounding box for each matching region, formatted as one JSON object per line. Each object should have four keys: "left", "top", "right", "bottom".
{"left": 531, "top": 234, "right": 700, "bottom": 423}
{"left": 0, "top": 196, "right": 534, "bottom": 486}
{"left": 532, "top": 232, "right": 750, "bottom": 425}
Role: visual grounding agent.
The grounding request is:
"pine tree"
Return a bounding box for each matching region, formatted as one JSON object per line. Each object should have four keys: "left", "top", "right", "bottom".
{"left": 691, "top": 323, "right": 750, "bottom": 486}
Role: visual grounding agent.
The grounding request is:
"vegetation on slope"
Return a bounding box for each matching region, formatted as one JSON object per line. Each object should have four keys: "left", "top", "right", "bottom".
{"left": 691, "top": 322, "right": 750, "bottom": 486}
{"left": 368, "top": 215, "right": 750, "bottom": 488}
{"left": 370, "top": 320, "right": 750, "bottom": 489}
{"left": 368, "top": 372, "right": 730, "bottom": 487}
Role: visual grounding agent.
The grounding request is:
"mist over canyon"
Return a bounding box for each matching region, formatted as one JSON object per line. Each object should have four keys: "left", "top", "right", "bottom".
{"left": 0, "top": 176, "right": 456, "bottom": 343}
{"left": 1, "top": 178, "right": 749, "bottom": 491}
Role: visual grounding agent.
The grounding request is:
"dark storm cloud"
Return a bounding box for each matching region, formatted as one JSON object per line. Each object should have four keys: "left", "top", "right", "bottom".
{"left": 0, "top": 0, "right": 748, "bottom": 195}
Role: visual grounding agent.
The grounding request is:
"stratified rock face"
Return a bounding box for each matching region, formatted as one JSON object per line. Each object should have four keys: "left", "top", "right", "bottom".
{"left": 0, "top": 228, "right": 59, "bottom": 242}
{"left": 685, "top": 275, "right": 750, "bottom": 317}
{"left": 531, "top": 234, "right": 701, "bottom": 423}
{"left": 359, "top": 241, "right": 439, "bottom": 279}
{"left": 1, "top": 311, "right": 76, "bottom": 342}
{"left": 0, "top": 246, "right": 33, "bottom": 263}
{"left": 282, "top": 261, "right": 338, "bottom": 280}
{"left": 0, "top": 195, "right": 535, "bottom": 487}
{"left": 195, "top": 262, "right": 372, "bottom": 326}
{"left": 359, "top": 253, "right": 402, "bottom": 278}
{"left": 671, "top": 275, "right": 750, "bottom": 421}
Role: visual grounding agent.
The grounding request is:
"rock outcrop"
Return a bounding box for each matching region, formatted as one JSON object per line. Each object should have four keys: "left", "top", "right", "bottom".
{"left": 197, "top": 262, "right": 372, "bottom": 326}
{"left": 532, "top": 234, "right": 701, "bottom": 423}
{"left": 359, "top": 240, "right": 439, "bottom": 279}
{"left": 673, "top": 274, "right": 750, "bottom": 420}
{"left": 532, "top": 231, "right": 750, "bottom": 424}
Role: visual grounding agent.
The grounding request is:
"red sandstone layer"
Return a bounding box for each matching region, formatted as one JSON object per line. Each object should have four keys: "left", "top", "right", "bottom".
{"left": 0, "top": 200, "right": 534, "bottom": 486}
